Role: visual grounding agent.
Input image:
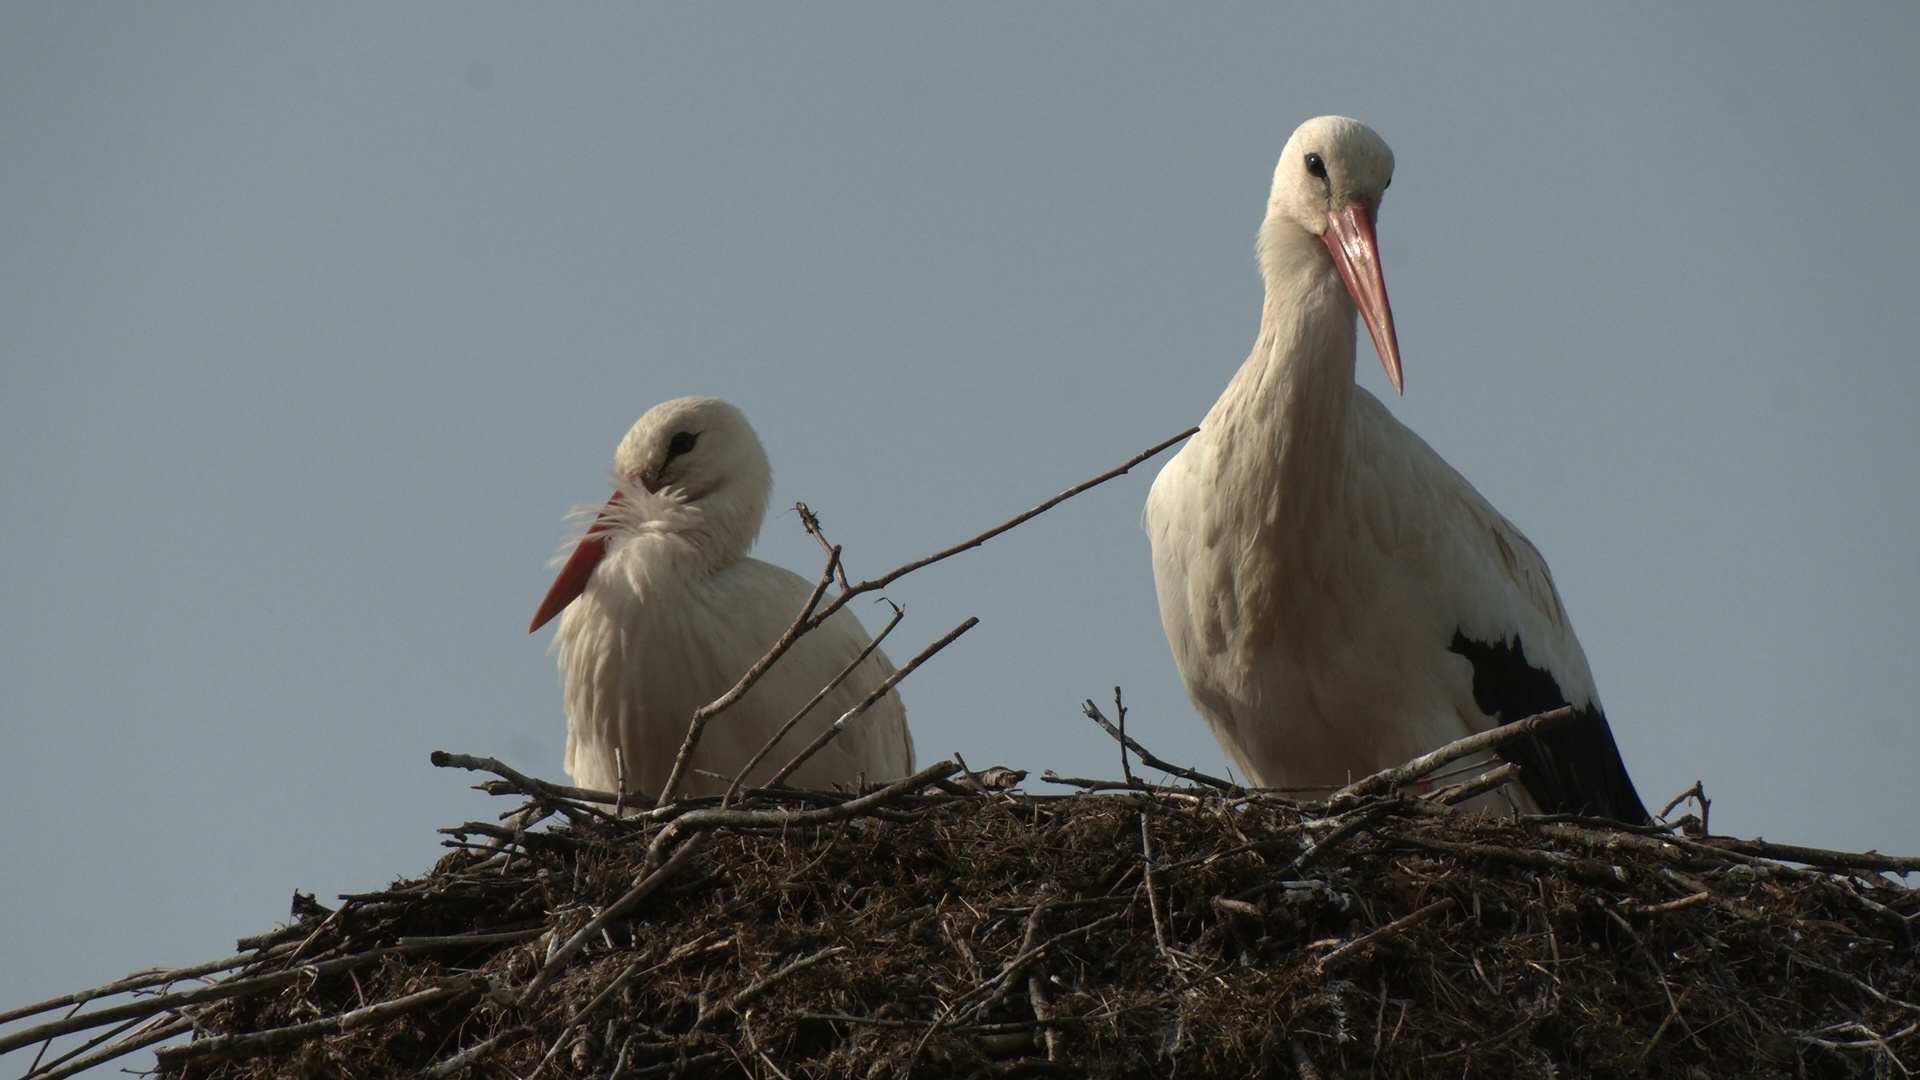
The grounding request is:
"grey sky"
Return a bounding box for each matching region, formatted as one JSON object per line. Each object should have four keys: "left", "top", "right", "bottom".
{"left": 4, "top": 5, "right": 1916, "bottom": 1054}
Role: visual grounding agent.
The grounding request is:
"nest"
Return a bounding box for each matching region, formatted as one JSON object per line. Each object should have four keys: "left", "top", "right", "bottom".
{"left": 6, "top": 706, "right": 1918, "bottom": 1080}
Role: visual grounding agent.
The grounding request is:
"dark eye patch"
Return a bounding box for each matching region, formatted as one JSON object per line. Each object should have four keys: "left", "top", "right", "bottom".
{"left": 666, "top": 431, "right": 699, "bottom": 459}
{"left": 1305, "top": 152, "right": 1327, "bottom": 179}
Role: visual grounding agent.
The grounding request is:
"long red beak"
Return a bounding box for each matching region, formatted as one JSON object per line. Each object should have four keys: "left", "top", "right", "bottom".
{"left": 1322, "top": 202, "right": 1403, "bottom": 394}
{"left": 528, "top": 490, "right": 627, "bottom": 633}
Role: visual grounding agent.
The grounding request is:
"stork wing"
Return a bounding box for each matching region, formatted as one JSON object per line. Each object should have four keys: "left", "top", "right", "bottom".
{"left": 1358, "top": 392, "right": 1650, "bottom": 823}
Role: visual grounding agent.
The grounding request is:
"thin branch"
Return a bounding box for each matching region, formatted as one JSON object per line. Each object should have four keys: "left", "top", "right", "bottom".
{"left": 766, "top": 619, "right": 978, "bottom": 788}
{"left": 19, "top": 1016, "right": 192, "bottom": 1080}
{"left": 1331, "top": 707, "right": 1577, "bottom": 805}
{"left": 723, "top": 599, "right": 906, "bottom": 806}
{"left": 429, "top": 751, "right": 623, "bottom": 817}
{"left": 0, "top": 948, "right": 408, "bottom": 1054}
{"left": 1082, "top": 698, "right": 1241, "bottom": 793}
{"left": 518, "top": 831, "right": 714, "bottom": 1007}
{"left": 0, "top": 943, "right": 293, "bottom": 1026}
{"left": 1317, "top": 897, "right": 1458, "bottom": 971}
{"left": 656, "top": 427, "right": 1195, "bottom": 807}
{"left": 1425, "top": 762, "right": 1524, "bottom": 807}
{"left": 657, "top": 547, "right": 843, "bottom": 802}
{"left": 155, "top": 982, "right": 474, "bottom": 1064}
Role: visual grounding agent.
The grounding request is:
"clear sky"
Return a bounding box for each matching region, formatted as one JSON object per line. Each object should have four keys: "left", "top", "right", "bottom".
{"left": 4, "top": 5, "right": 1917, "bottom": 1055}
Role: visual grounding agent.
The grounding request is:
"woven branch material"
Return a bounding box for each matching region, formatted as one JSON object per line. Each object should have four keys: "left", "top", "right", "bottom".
{"left": 9, "top": 761, "right": 1920, "bottom": 1080}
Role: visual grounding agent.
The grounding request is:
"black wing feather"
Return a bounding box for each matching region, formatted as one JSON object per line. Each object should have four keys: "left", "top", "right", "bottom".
{"left": 1448, "top": 631, "right": 1649, "bottom": 824}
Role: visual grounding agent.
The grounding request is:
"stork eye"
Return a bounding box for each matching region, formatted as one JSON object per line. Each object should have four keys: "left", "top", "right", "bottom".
{"left": 1304, "top": 152, "right": 1327, "bottom": 179}
{"left": 666, "top": 431, "right": 698, "bottom": 458}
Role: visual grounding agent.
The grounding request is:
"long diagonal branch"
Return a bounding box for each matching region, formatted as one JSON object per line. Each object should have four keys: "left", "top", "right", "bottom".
{"left": 655, "top": 426, "right": 1197, "bottom": 804}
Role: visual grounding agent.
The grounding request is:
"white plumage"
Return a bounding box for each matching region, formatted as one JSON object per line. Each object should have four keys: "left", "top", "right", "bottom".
{"left": 530, "top": 397, "right": 914, "bottom": 800}
{"left": 1146, "top": 117, "right": 1645, "bottom": 821}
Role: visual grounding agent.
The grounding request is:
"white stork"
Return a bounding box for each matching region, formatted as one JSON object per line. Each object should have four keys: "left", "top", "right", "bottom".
{"left": 529, "top": 396, "right": 914, "bottom": 800}
{"left": 1145, "top": 116, "right": 1647, "bottom": 822}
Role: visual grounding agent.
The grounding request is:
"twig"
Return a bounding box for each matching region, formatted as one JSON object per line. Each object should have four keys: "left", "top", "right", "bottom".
{"left": 658, "top": 427, "right": 1196, "bottom": 804}
{"left": 1683, "top": 836, "right": 1920, "bottom": 875}
{"left": 518, "top": 831, "right": 714, "bottom": 1007}
{"left": 18, "top": 1016, "right": 192, "bottom": 1080}
{"left": 1082, "top": 699, "right": 1241, "bottom": 793}
{"left": 1317, "top": 897, "right": 1457, "bottom": 971}
{"left": 429, "top": 751, "right": 624, "bottom": 817}
{"left": 723, "top": 599, "right": 906, "bottom": 805}
{"left": 1113, "top": 687, "right": 1134, "bottom": 786}
{"left": 1425, "top": 762, "right": 1524, "bottom": 807}
{"left": 657, "top": 548, "right": 842, "bottom": 801}
{"left": 1140, "top": 810, "right": 1182, "bottom": 979}
{"left": 424, "top": 1026, "right": 534, "bottom": 1080}
{"left": 0, "top": 943, "right": 294, "bottom": 1026}
{"left": 707, "top": 945, "right": 846, "bottom": 1023}
{"left": 0, "top": 947, "right": 414, "bottom": 1054}
{"left": 765, "top": 619, "right": 978, "bottom": 788}
{"left": 1330, "top": 707, "right": 1577, "bottom": 805}
{"left": 154, "top": 982, "right": 475, "bottom": 1064}
{"left": 795, "top": 501, "right": 852, "bottom": 592}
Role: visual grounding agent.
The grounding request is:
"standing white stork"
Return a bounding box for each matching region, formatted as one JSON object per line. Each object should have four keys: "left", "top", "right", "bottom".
{"left": 529, "top": 396, "right": 914, "bottom": 800}
{"left": 1145, "top": 116, "right": 1647, "bottom": 822}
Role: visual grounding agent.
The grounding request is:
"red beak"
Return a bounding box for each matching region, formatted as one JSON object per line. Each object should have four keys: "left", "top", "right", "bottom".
{"left": 1322, "top": 202, "right": 1403, "bottom": 394}
{"left": 528, "top": 490, "right": 627, "bottom": 633}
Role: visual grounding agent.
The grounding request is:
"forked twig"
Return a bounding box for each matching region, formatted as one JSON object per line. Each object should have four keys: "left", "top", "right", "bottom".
{"left": 656, "top": 548, "right": 843, "bottom": 801}
{"left": 1082, "top": 697, "right": 1241, "bottom": 793}
{"left": 723, "top": 599, "right": 907, "bottom": 806}
{"left": 766, "top": 619, "right": 979, "bottom": 788}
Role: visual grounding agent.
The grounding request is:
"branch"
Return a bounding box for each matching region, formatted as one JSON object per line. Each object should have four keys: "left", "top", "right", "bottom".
{"left": 653, "top": 427, "right": 1196, "bottom": 805}
{"left": 723, "top": 599, "right": 906, "bottom": 805}
{"left": 765, "top": 619, "right": 978, "bottom": 788}
{"left": 657, "top": 547, "right": 843, "bottom": 802}
{"left": 429, "top": 752, "right": 622, "bottom": 817}
{"left": 1331, "top": 707, "right": 1577, "bottom": 805}
{"left": 1317, "top": 897, "right": 1457, "bottom": 971}
{"left": 155, "top": 982, "right": 475, "bottom": 1064}
{"left": 1082, "top": 698, "right": 1241, "bottom": 793}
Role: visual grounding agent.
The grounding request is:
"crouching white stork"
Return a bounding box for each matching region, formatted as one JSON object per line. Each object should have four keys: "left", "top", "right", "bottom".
{"left": 529, "top": 396, "right": 915, "bottom": 800}
{"left": 1145, "top": 116, "right": 1647, "bottom": 822}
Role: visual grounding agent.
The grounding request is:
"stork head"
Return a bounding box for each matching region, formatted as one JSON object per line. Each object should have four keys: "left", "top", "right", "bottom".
{"left": 1258, "top": 115, "right": 1402, "bottom": 393}
{"left": 615, "top": 395, "right": 769, "bottom": 507}
{"left": 529, "top": 396, "right": 772, "bottom": 633}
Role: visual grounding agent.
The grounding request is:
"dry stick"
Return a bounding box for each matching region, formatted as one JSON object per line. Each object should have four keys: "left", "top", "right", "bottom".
{"left": 424, "top": 1027, "right": 536, "bottom": 1080}
{"left": 526, "top": 759, "right": 959, "bottom": 1007}
{"left": 23, "top": 1012, "right": 148, "bottom": 1079}
{"left": 1683, "top": 837, "right": 1920, "bottom": 875}
{"left": 1426, "top": 762, "right": 1524, "bottom": 807}
{"left": 0, "top": 946, "right": 418, "bottom": 1054}
{"left": 765, "top": 619, "right": 978, "bottom": 788}
{"left": 1139, "top": 810, "right": 1184, "bottom": 980}
{"left": 1082, "top": 699, "right": 1241, "bottom": 793}
{"left": 1317, "top": 897, "right": 1458, "bottom": 971}
{"left": 154, "top": 982, "right": 475, "bottom": 1065}
{"left": 722, "top": 600, "right": 907, "bottom": 806}
{"left": 518, "top": 831, "right": 715, "bottom": 1008}
{"left": 661, "top": 427, "right": 1197, "bottom": 804}
{"left": 649, "top": 761, "right": 962, "bottom": 842}
{"left": 19, "top": 1017, "right": 192, "bottom": 1080}
{"left": 429, "top": 751, "right": 621, "bottom": 818}
{"left": 0, "top": 941, "right": 297, "bottom": 1026}
{"left": 706, "top": 945, "right": 846, "bottom": 1023}
{"left": 1331, "top": 706, "right": 1577, "bottom": 804}
{"left": 655, "top": 547, "right": 843, "bottom": 802}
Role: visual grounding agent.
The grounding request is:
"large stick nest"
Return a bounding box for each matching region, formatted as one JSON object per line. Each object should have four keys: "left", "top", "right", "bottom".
{"left": 9, "top": 741, "right": 1918, "bottom": 1080}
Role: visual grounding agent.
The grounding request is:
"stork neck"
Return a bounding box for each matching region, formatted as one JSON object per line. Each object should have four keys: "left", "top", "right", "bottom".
{"left": 1218, "top": 248, "right": 1361, "bottom": 488}
{"left": 609, "top": 481, "right": 766, "bottom": 576}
